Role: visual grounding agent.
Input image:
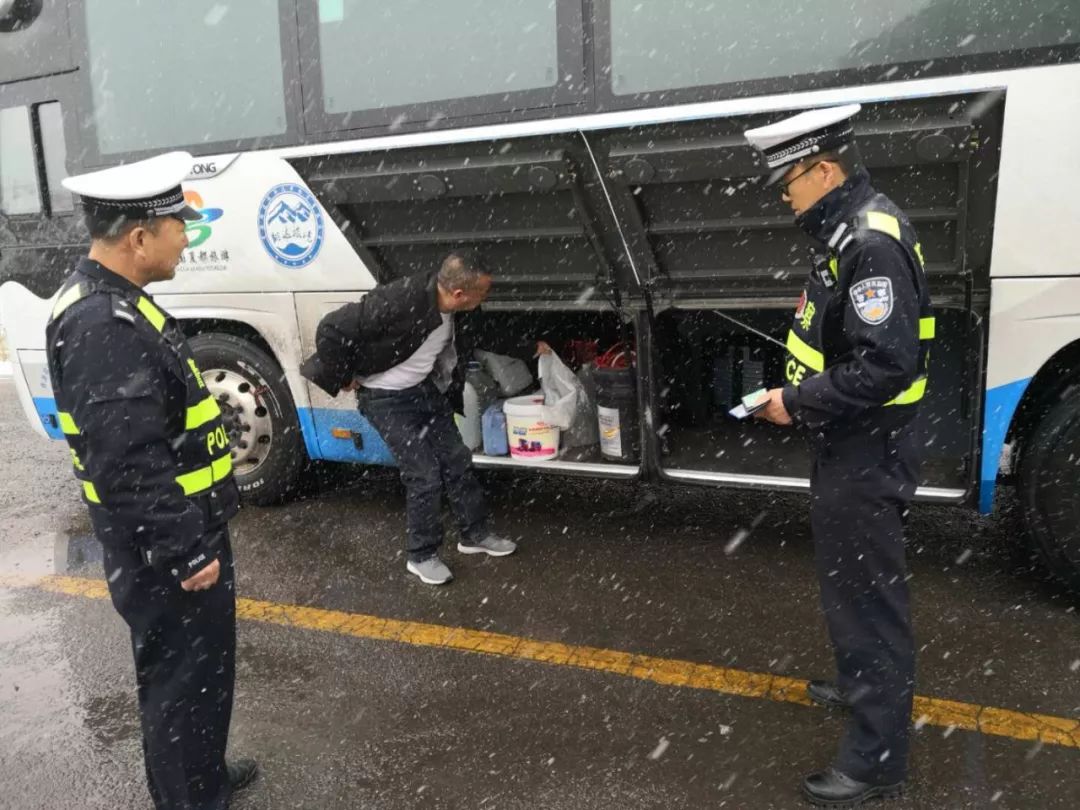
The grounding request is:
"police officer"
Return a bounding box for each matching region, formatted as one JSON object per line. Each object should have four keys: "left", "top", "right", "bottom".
{"left": 744, "top": 105, "right": 934, "bottom": 807}
{"left": 46, "top": 152, "right": 257, "bottom": 809}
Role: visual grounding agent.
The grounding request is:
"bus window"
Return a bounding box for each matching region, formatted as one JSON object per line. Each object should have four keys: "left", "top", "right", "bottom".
{"left": 316, "top": 0, "right": 558, "bottom": 113}
{"left": 0, "top": 105, "right": 41, "bottom": 216}
{"left": 607, "top": 0, "right": 1080, "bottom": 96}
{"left": 37, "top": 102, "right": 73, "bottom": 215}
{"left": 301, "top": 0, "right": 582, "bottom": 132}
{"left": 82, "top": 0, "right": 288, "bottom": 155}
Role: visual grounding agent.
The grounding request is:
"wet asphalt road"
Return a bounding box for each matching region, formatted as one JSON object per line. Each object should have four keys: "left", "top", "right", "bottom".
{"left": 1, "top": 377, "right": 1079, "bottom": 810}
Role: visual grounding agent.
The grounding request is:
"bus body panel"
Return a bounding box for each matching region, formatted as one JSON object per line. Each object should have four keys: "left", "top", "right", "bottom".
{"left": 981, "top": 276, "right": 1080, "bottom": 511}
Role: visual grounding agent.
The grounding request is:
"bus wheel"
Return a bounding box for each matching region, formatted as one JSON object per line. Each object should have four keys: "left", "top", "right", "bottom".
{"left": 1017, "top": 382, "right": 1080, "bottom": 592}
{"left": 189, "top": 333, "right": 305, "bottom": 506}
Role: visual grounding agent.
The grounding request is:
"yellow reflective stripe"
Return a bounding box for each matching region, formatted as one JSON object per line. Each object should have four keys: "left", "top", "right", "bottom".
{"left": 828, "top": 256, "right": 838, "bottom": 278}
{"left": 57, "top": 411, "right": 79, "bottom": 435}
{"left": 83, "top": 481, "right": 101, "bottom": 504}
{"left": 919, "top": 317, "right": 936, "bottom": 340}
{"left": 864, "top": 211, "right": 901, "bottom": 241}
{"left": 185, "top": 396, "right": 221, "bottom": 430}
{"left": 211, "top": 453, "right": 233, "bottom": 481}
{"left": 69, "top": 448, "right": 85, "bottom": 472}
{"left": 176, "top": 467, "right": 212, "bottom": 496}
{"left": 913, "top": 242, "right": 926, "bottom": 269}
{"left": 785, "top": 330, "right": 824, "bottom": 373}
{"left": 175, "top": 453, "right": 233, "bottom": 496}
{"left": 884, "top": 376, "right": 927, "bottom": 406}
{"left": 52, "top": 284, "right": 85, "bottom": 319}
{"left": 136, "top": 296, "right": 167, "bottom": 332}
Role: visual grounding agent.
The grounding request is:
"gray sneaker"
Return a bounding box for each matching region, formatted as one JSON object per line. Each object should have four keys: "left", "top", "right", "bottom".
{"left": 457, "top": 534, "right": 517, "bottom": 557}
{"left": 406, "top": 555, "right": 453, "bottom": 585}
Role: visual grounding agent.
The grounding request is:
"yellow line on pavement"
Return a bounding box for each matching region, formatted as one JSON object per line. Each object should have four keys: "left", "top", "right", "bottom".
{"left": 7, "top": 573, "right": 1080, "bottom": 750}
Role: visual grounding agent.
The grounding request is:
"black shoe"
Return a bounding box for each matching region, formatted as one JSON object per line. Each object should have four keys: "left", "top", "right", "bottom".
{"left": 807, "top": 680, "right": 852, "bottom": 710}
{"left": 802, "top": 769, "right": 903, "bottom": 807}
{"left": 227, "top": 758, "right": 259, "bottom": 793}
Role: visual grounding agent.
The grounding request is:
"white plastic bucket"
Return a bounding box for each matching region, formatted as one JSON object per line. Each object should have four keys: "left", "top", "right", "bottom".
{"left": 503, "top": 395, "right": 560, "bottom": 461}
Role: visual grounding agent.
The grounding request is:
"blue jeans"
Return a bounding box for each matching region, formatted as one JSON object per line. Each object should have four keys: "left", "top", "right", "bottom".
{"left": 357, "top": 380, "right": 489, "bottom": 562}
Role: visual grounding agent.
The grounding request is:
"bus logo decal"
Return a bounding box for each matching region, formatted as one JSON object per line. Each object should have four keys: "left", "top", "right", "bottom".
{"left": 183, "top": 191, "right": 223, "bottom": 249}
{"left": 257, "top": 183, "right": 325, "bottom": 268}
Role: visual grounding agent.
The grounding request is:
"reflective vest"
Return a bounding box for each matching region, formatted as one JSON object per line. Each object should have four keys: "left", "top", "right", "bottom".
{"left": 784, "top": 197, "right": 935, "bottom": 407}
{"left": 47, "top": 277, "right": 233, "bottom": 507}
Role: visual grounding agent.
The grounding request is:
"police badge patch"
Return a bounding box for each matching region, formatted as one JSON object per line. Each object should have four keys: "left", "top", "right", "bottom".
{"left": 850, "top": 277, "right": 893, "bottom": 324}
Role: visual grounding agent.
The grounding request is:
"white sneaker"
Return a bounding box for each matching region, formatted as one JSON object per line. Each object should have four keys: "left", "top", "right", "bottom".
{"left": 457, "top": 534, "right": 517, "bottom": 557}
{"left": 406, "top": 555, "right": 453, "bottom": 585}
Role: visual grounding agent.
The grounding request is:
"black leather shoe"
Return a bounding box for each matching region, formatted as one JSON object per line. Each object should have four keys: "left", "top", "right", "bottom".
{"left": 227, "top": 758, "right": 259, "bottom": 793}
{"left": 802, "top": 768, "right": 903, "bottom": 807}
{"left": 807, "top": 680, "right": 852, "bottom": 710}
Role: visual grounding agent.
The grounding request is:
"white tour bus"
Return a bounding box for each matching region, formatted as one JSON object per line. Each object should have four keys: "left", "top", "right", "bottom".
{"left": 1, "top": 1, "right": 1079, "bottom": 588}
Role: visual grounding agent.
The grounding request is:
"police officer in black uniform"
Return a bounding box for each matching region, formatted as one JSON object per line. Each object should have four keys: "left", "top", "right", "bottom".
{"left": 46, "top": 152, "right": 258, "bottom": 809}
{"left": 745, "top": 105, "right": 934, "bottom": 807}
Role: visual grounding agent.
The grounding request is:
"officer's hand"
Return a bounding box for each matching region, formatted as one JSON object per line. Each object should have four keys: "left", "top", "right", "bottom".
{"left": 341, "top": 379, "right": 360, "bottom": 393}
{"left": 754, "top": 388, "right": 793, "bottom": 426}
{"left": 535, "top": 341, "right": 553, "bottom": 357}
{"left": 181, "top": 558, "right": 221, "bottom": 591}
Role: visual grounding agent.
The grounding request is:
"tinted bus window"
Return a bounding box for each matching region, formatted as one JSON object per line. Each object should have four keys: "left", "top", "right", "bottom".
{"left": 38, "top": 102, "right": 74, "bottom": 214}
{"left": 315, "top": 0, "right": 559, "bottom": 114}
{"left": 83, "top": 0, "right": 288, "bottom": 154}
{"left": 0, "top": 106, "right": 41, "bottom": 215}
{"left": 609, "top": 0, "right": 1080, "bottom": 95}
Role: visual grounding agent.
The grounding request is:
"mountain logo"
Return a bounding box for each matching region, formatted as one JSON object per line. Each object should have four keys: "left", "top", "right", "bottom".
{"left": 257, "top": 183, "right": 324, "bottom": 268}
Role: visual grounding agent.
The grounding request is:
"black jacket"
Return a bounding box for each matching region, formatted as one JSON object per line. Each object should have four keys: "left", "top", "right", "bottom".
{"left": 46, "top": 259, "right": 239, "bottom": 580}
{"left": 781, "top": 169, "right": 930, "bottom": 432}
{"left": 301, "top": 271, "right": 465, "bottom": 405}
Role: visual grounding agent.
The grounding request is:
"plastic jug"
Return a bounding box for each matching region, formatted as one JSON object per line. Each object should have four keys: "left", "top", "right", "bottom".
{"left": 459, "top": 361, "right": 498, "bottom": 451}
{"left": 482, "top": 401, "right": 509, "bottom": 456}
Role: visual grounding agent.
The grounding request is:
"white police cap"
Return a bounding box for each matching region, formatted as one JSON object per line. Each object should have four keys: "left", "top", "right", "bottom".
{"left": 61, "top": 150, "right": 200, "bottom": 221}
{"left": 744, "top": 104, "right": 862, "bottom": 185}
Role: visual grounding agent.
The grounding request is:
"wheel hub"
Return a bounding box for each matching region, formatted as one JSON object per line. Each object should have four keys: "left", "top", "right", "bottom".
{"left": 202, "top": 367, "right": 274, "bottom": 477}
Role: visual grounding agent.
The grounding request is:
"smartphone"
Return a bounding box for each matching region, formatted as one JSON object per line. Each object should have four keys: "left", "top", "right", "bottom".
{"left": 728, "top": 388, "right": 768, "bottom": 420}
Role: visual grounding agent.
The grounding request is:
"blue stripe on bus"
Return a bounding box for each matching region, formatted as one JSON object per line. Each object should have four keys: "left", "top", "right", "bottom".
{"left": 33, "top": 393, "right": 395, "bottom": 467}
{"left": 979, "top": 377, "right": 1032, "bottom": 514}
{"left": 32, "top": 397, "right": 65, "bottom": 440}
{"left": 296, "top": 407, "right": 396, "bottom": 466}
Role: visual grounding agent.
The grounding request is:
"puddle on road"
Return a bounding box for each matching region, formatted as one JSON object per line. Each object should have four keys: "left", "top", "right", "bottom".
{"left": 0, "top": 530, "right": 102, "bottom": 580}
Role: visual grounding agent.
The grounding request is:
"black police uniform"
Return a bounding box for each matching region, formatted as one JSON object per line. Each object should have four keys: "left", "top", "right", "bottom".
{"left": 46, "top": 257, "right": 240, "bottom": 809}
{"left": 780, "top": 168, "right": 934, "bottom": 784}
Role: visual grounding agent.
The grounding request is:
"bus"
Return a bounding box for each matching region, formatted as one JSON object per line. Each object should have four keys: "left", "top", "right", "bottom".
{"left": 2, "top": 1, "right": 1078, "bottom": 588}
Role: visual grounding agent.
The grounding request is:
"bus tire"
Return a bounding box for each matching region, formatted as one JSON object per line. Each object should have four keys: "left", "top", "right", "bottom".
{"left": 188, "top": 332, "right": 305, "bottom": 506}
{"left": 1017, "top": 381, "right": 1080, "bottom": 592}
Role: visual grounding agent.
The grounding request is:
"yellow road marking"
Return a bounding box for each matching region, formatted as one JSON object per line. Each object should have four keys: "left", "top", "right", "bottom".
{"left": 6, "top": 574, "right": 1079, "bottom": 750}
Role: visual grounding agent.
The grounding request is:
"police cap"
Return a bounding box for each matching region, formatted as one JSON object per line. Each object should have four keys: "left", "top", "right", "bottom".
{"left": 744, "top": 104, "right": 861, "bottom": 185}
{"left": 61, "top": 151, "right": 201, "bottom": 222}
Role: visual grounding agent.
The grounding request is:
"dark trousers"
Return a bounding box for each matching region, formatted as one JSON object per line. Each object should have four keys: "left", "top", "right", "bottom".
{"left": 102, "top": 527, "right": 236, "bottom": 810}
{"left": 809, "top": 425, "right": 919, "bottom": 784}
{"left": 358, "top": 380, "right": 489, "bottom": 562}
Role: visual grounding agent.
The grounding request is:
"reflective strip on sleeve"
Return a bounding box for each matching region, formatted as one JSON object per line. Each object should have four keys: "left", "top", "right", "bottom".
{"left": 52, "top": 284, "right": 85, "bottom": 319}
{"left": 83, "top": 481, "right": 101, "bottom": 503}
{"left": 175, "top": 453, "right": 233, "bottom": 496}
{"left": 785, "top": 330, "right": 825, "bottom": 373}
{"left": 211, "top": 453, "right": 233, "bottom": 481}
{"left": 185, "top": 396, "right": 222, "bottom": 430}
{"left": 135, "top": 297, "right": 167, "bottom": 332}
{"left": 919, "top": 317, "right": 936, "bottom": 340}
{"left": 57, "top": 411, "right": 80, "bottom": 435}
{"left": 863, "top": 211, "right": 902, "bottom": 241}
{"left": 884, "top": 376, "right": 927, "bottom": 407}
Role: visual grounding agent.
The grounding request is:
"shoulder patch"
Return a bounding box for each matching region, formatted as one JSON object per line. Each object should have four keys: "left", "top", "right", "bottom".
{"left": 110, "top": 294, "right": 137, "bottom": 324}
{"left": 850, "top": 277, "right": 893, "bottom": 325}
